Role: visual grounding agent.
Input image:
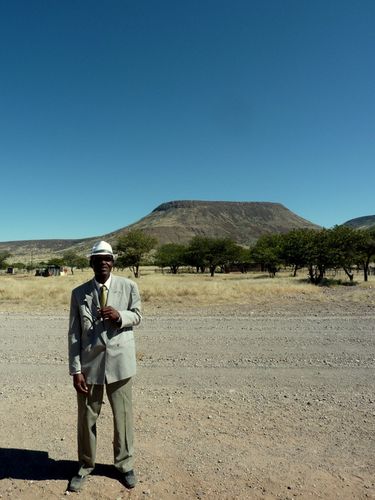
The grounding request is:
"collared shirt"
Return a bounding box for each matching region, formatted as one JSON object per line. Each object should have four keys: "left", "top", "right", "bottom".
{"left": 94, "top": 274, "right": 112, "bottom": 294}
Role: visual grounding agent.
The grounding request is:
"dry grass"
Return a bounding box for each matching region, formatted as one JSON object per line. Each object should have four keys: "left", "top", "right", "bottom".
{"left": 140, "top": 272, "right": 319, "bottom": 306}
{"left": 0, "top": 267, "right": 374, "bottom": 314}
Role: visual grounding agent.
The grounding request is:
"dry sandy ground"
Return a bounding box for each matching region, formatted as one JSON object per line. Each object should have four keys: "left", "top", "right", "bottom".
{"left": 0, "top": 298, "right": 374, "bottom": 499}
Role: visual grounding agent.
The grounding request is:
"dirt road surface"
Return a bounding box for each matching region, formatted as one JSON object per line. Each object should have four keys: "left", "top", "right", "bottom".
{"left": 1, "top": 302, "right": 374, "bottom": 499}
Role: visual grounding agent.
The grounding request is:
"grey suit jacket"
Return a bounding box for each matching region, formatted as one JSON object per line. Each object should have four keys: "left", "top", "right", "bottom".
{"left": 68, "top": 275, "right": 142, "bottom": 384}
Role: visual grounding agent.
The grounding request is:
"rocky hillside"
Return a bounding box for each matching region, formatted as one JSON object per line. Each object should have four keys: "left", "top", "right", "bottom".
{"left": 0, "top": 238, "right": 96, "bottom": 263}
{"left": 0, "top": 200, "right": 320, "bottom": 261}
{"left": 108, "top": 200, "right": 320, "bottom": 246}
{"left": 342, "top": 215, "right": 375, "bottom": 230}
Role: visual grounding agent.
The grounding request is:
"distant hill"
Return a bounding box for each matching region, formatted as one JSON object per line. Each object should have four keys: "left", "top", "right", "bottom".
{"left": 0, "top": 200, "right": 320, "bottom": 262}
{"left": 106, "top": 200, "right": 320, "bottom": 246}
{"left": 0, "top": 238, "right": 95, "bottom": 262}
{"left": 342, "top": 215, "right": 375, "bottom": 230}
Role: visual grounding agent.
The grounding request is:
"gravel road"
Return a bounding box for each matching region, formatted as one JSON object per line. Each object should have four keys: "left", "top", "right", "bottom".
{"left": 0, "top": 306, "right": 374, "bottom": 499}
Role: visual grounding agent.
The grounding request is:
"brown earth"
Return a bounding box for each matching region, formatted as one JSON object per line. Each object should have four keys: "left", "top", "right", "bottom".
{"left": 0, "top": 297, "right": 374, "bottom": 499}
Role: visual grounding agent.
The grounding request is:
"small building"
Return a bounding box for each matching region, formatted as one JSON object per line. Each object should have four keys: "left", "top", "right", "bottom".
{"left": 35, "top": 265, "right": 62, "bottom": 277}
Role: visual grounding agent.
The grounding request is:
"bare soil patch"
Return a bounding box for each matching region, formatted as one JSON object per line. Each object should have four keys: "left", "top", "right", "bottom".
{"left": 0, "top": 295, "right": 374, "bottom": 499}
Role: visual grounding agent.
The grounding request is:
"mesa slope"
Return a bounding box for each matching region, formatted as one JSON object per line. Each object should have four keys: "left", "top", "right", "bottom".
{"left": 109, "top": 200, "right": 320, "bottom": 245}
{"left": 343, "top": 214, "right": 375, "bottom": 230}
{"left": 0, "top": 200, "right": 320, "bottom": 260}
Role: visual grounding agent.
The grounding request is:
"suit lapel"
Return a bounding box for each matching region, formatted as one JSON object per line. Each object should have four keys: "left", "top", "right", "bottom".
{"left": 84, "top": 279, "right": 100, "bottom": 311}
{"left": 108, "top": 275, "right": 122, "bottom": 309}
{"left": 83, "top": 280, "right": 108, "bottom": 344}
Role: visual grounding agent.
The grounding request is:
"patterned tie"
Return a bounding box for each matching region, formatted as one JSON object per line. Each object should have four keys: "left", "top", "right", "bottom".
{"left": 99, "top": 285, "right": 108, "bottom": 308}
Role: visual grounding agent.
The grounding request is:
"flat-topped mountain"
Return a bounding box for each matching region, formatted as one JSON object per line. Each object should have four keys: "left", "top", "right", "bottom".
{"left": 108, "top": 200, "right": 320, "bottom": 246}
{"left": 343, "top": 215, "right": 375, "bottom": 230}
{"left": 0, "top": 200, "right": 320, "bottom": 261}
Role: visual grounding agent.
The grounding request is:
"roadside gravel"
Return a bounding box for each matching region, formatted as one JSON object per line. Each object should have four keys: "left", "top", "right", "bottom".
{"left": 0, "top": 299, "right": 374, "bottom": 499}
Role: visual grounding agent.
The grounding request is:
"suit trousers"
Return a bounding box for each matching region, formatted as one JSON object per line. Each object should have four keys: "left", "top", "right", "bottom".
{"left": 76, "top": 378, "right": 134, "bottom": 476}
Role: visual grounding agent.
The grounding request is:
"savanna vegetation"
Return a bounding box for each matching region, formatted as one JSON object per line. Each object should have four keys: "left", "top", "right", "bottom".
{"left": 1, "top": 266, "right": 374, "bottom": 315}
{"left": 2, "top": 227, "right": 375, "bottom": 284}
{"left": 153, "top": 226, "right": 375, "bottom": 284}
{"left": 1, "top": 226, "right": 374, "bottom": 313}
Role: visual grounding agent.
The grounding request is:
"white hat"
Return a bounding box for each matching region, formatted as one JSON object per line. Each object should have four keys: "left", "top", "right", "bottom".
{"left": 90, "top": 241, "right": 114, "bottom": 257}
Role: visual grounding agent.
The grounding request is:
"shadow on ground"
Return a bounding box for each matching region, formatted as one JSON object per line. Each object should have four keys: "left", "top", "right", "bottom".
{"left": 0, "top": 448, "right": 118, "bottom": 483}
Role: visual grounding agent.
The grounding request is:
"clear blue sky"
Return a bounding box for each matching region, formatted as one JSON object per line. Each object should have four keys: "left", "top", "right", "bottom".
{"left": 0, "top": 0, "right": 374, "bottom": 241}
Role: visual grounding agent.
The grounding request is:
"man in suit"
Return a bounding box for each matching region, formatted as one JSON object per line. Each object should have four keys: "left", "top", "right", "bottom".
{"left": 68, "top": 240, "right": 142, "bottom": 492}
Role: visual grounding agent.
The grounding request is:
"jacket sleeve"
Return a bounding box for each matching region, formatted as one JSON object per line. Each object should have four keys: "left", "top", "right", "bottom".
{"left": 118, "top": 280, "right": 142, "bottom": 328}
{"left": 68, "top": 291, "right": 82, "bottom": 375}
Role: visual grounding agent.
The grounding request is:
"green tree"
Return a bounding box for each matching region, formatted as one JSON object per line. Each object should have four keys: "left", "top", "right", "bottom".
{"left": 75, "top": 256, "right": 89, "bottom": 271}
{"left": 12, "top": 262, "right": 27, "bottom": 271}
{"left": 63, "top": 250, "right": 88, "bottom": 274}
{"left": 302, "top": 229, "right": 337, "bottom": 285}
{"left": 302, "top": 227, "right": 370, "bottom": 284}
{"left": 250, "top": 234, "right": 283, "bottom": 277}
{"left": 185, "top": 236, "right": 241, "bottom": 277}
{"left": 116, "top": 230, "right": 158, "bottom": 278}
{"left": 327, "top": 225, "right": 363, "bottom": 281}
{"left": 46, "top": 258, "right": 64, "bottom": 267}
{"left": 279, "top": 229, "right": 312, "bottom": 276}
{"left": 184, "top": 236, "right": 210, "bottom": 273}
{"left": 154, "top": 243, "right": 187, "bottom": 274}
{"left": 0, "top": 251, "right": 11, "bottom": 270}
{"left": 279, "top": 226, "right": 366, "bottom": 283}
{"left": 357, "top": 228, "right": 375, "bottom": 282}
{"left": 206, "top": 238, "right": 242, "bottom": 277}
{"left": 232, "top": 246, "right": 253, "bottom": 273}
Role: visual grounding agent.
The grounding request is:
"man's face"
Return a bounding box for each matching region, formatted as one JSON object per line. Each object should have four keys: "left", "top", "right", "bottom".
{"left": 90, "top": 254, "right": 114, "bottom": 282}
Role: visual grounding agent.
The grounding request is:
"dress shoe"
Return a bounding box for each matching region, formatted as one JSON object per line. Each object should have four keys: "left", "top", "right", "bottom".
{"left": 120, "top": 469, "right": 137, "bottom": 489}
{"left": 68, "top": 474, "right": 88, "bottom": 492}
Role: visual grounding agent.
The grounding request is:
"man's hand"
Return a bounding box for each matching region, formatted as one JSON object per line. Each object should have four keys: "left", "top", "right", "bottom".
{"left": 73, "top": 373, "right": 88, "bottom": 394}
{"left": 99, "top": 306, "right": 121, "bottom": 323}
